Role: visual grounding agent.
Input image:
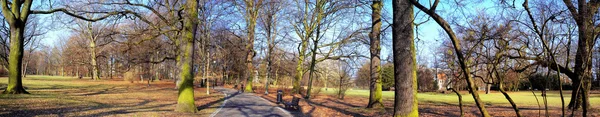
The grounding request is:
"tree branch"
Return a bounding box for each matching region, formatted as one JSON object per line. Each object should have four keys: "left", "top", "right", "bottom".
{"left": 31, "top": 8, "right": 130, "bottom": 22}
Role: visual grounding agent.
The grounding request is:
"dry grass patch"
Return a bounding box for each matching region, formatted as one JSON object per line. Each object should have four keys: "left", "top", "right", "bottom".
{"left": 0, "top": 75, "right": 224, "bottom": 117}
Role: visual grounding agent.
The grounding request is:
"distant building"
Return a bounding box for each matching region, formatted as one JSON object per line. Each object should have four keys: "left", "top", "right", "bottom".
{"left": 435, "top": 69, "right": 453, "bottom": 91}
{"left": 437, "top": 73, "right": 447, "bottom": 91}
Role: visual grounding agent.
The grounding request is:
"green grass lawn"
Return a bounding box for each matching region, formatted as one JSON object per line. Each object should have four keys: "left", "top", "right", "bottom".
{"left": 319, "top": 88, "right": 600, "bottom": 108}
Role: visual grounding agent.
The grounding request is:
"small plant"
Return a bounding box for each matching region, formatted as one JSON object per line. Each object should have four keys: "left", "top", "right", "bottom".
{"left": 336, "top": 66, "right": 352, "bottom": 99}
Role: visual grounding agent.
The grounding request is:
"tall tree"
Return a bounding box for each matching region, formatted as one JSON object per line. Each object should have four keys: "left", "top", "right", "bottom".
{"left": 237, "top": 0, "right": 263, "bottom": 93}
{"left": 174, "top": 0, "right": 199, "bottom": 113}
{"left": 0, "top": 0, "right": 35, "bottom": 94}
{"left": 259, "top": 0, "right": 282, "bottom": 94}
{"left": 71, "top": 18, "right": 116, "bottom": 80}
{"left": 291, "top": 0, "right": 358, "bottom": 96}
{"left": 1, "top": 0, "right": 121, "bottom": 94}
{"left": 290, "top": 0, "right": 324, "bottom": 94}
{"left": 499, "top": 0, "right": 600, "bottom": 115}
{"left": 407, "top": 0, "right": 490, "bottom": 116}
{"left": 522, "top": 0, "right": 597, "bottom": 114}
{"left": 367, "top": 0, "right": 383, "bottom": 108}
{"left": 392, "top": 0, "right": 418, "bottom": 116}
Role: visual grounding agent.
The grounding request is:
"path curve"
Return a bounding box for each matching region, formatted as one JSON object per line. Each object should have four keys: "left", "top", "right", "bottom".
{"left": 211, "top": 87, "right": 291, "bottom": 117}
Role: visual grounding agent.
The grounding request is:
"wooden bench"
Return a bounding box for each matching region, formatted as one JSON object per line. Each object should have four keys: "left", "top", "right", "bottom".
{"left": 284, "top": 97, "right": 301, "bottom": 110}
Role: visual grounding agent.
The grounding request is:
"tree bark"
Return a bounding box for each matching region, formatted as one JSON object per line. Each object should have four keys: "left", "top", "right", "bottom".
{"left": 4, "top": 25, "right": 28, "bottom": 94}
{"left": 304, "top": 29, "right": 319, "bottom": 99}
{"left": 23, "top": 61, "right": 28, "bottom": 78}
{"left": 244, "top": 0, "right": 262, "bottom": 93}
{"left": 174, "top": 0, "right": 198, "bottom": 113}
{"left": 556, "top": 1, "right": 598, "bottom": 114}
{"left": 206, "top": 53, "right": 211, "bottom": 95}
{"left": 449, "top": 88, "right": 463, "bottom": 117}
{"left": 293, "top": 41, "right": 307, "bottom": 94}
{"left": 89, "top": 36, "right": 99, "bottom": 80}
{"left": 1, "top": 0, "right": 32, "bottom": 94}
{"left": 392, "top": 0, "right": 417, "bottom": 116}
{"left": 496, "top": 71, "right": 521, "bottom": 117}
{"left": 292, "top": 0, "right": 323, "bottom": 94}
{"left": 367, "top": 0, "right": 384, "bottom": 108}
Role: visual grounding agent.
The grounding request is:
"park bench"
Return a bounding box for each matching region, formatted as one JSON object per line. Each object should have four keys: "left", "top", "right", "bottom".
{"left": 284, "top": 97, "right": 301, "bottom": 110}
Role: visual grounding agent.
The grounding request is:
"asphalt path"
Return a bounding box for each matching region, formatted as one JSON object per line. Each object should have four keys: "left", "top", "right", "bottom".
{"left": 210, "top": 87, "right": 291, "bottom": 117}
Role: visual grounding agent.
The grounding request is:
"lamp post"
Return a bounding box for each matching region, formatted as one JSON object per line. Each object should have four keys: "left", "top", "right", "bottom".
{"left": 206, "top": 53, "right": 212, "bottom": 95}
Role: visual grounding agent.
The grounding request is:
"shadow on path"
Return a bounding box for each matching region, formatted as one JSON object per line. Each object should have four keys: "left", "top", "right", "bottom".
{"left": 211, "top": 87, "right": 290, "bottom": 117}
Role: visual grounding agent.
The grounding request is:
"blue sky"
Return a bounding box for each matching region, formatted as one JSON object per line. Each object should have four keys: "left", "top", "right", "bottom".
{"left": 37, "top": 0, "right": 497, "bottom": 68}
{"left": 36, "top": 0, "right": 445, "bottom": 67}
{"left": 378, "top": 0, "right": 498, "bottom": 67}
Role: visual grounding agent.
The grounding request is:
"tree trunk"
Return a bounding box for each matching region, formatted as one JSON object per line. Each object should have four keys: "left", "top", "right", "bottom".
{"left": 244, "top": 0, "right": 260, "bottom": 93}
{"left": 274, "top": 70, "right": 278, "bottom": 87}
{"left": 3, "top": 25, "right": 28, "bottom": 94}
{"left": 449, "top": 88, "right": 463, "bottom": 117}
{"left": 305, "top": 34, "right": 319, "bottom": 99}
{"left": 495, "top": 71, "right": 521, "bottom": 117}
{"left": 408, "top": 0, "right": 490, "bottom": 116}
{"left": 265, "top": 68, "right": 269, "bottom": 94}
{"left": 566, "top": 22, "right": 593, "bottom": 114}
{"left": 570, "top": 23, "right": 593, "bottom": 115}
{"left": 174, "top": 0, "right": 198, "bottom": 113}
{"left": 557, "top": 1, "right": 598, "bottom": 115}
{"left": 338, "top": 76, "right": 343, "bottom": 99}
{"left": 23, "top": 62, "right": 28, "bottom": 78}
{"left": 324, "top": 71, "right": 327, "bottom": 91}
{"left": 264, "top": 8, "right": 276, "bottom": 95}
{"left": 392, "top": 0, "right": 417, "bottom": 116}
{"left": 293, "top": 41, "right": 307, "bottom": 94}
{"left": 110, "top": 56, "right": 113, "bottom": 79}
{"left": 206, "top": 54, "right": 211, "bottom": 95}
{"left": 88, "top": 22, "right": 100, "bottom": 81}
{"left": 367, "top": 0, "right": 384, "bottom": 108}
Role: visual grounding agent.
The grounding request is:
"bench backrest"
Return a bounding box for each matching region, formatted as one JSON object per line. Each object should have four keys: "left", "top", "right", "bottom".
{"left": 291, "top": 97, "right": 300, "bottom": 104}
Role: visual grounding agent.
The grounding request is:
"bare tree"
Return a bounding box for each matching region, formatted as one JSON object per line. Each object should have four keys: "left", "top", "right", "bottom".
{"left": 406, "top": 0, "right": 491, "bottom": 116}
{"left": 1, "top": 0, "right": 128, "bottom": 94}
{"left": 367, "top": 0, "right": 383, "bottom": 108}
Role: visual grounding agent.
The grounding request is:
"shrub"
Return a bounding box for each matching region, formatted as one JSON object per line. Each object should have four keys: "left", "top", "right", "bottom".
{"left": 311, "top": 87, "right": 322, "bottom": 98}
{"left": 381, "top": 64, "right": 395, "bottom": 90}
{"left": 124, "top": 71, "right": 139, "bottom": 83}
{"left": 526, "top": 73, "right": 562, "bottom": 90}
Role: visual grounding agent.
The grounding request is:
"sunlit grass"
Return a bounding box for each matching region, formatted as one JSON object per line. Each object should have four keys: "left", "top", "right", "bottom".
{"left": 318, "top": 87, "right": 600, "bottom": 107}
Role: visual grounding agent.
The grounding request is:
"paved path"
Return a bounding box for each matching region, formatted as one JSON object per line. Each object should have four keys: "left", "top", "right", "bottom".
{"left": 211, "top": 87, "right": 291, "bottom": 117}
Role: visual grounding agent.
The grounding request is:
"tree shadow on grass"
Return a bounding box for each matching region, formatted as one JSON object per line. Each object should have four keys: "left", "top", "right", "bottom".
{"left": 26, "top": 84, "right": 130, "bottom": 96}
{"left": 325, "top": 98, "right": 361, "bottom": 107}
{"left": 303, "top": 98, "right": 366, "bottom": 117}
{"left": 419, "top": 107, "right": 463, "bottom": 117}
{"left": 0, "top": 83, "right": 208, "bottom": 116}
{"left": 0, "top": 98, "right": 177, "bottom": 117}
